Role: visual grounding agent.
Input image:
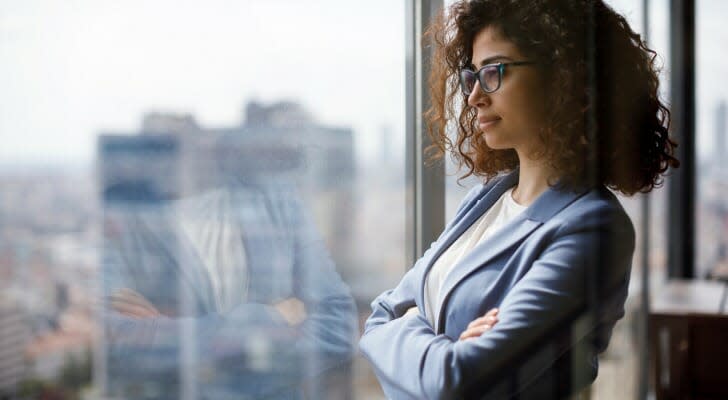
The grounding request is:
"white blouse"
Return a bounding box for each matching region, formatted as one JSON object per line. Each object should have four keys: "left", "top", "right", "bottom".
{"left": 424, "top": 187, "right": 526, "bottom": 327}
{"left": 175, "top": 189, "right": 249, "bottom": 313}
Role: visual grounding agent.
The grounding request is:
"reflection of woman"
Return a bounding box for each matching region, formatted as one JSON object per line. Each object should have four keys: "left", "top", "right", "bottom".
{"left": 103, "top": 178, "right": 357, "bottom": 399}
{"left": 359, "top": 1, "right": 679, "bottom": 399}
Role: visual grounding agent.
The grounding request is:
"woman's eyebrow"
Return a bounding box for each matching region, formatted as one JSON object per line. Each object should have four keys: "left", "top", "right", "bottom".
{"left": 477, "top": 55, "right": 514, "bottom": 66}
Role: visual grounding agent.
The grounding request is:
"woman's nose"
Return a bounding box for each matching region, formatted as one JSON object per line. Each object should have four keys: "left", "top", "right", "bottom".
{"left": 467, "top": 85, "right": 491, "bottom": 108}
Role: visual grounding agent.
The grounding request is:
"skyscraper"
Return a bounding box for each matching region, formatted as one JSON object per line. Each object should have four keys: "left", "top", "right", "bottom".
{"left": 0, "top": 298, "right": 30, "bottom": 398}
{"left": 715, "top": 101, "right": 726, "bottom": 168}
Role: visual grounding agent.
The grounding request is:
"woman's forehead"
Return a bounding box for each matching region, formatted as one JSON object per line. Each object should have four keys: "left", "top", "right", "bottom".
{"left": 471, "top": 26, "right": 523, "bottom": 66}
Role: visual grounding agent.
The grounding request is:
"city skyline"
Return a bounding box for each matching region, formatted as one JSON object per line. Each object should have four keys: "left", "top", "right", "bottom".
{"left": 2, "top": 1, "right": 726, "bottom": 168}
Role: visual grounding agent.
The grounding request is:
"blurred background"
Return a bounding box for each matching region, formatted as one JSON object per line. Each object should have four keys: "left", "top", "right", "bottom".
{"left": 0, "top": 0, "right": 725, "bottom": 399}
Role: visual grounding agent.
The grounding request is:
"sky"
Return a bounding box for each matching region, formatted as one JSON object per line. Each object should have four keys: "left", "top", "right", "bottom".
{"left": 0, "top": 0, "right": 726, "bottom": 168}
{"left": 0, "top": 0, "right": 405, "bottom": 167}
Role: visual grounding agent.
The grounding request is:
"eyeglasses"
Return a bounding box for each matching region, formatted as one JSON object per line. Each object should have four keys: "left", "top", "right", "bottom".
{"left": 459, "top": 61, "right": 537, "bottom": 96}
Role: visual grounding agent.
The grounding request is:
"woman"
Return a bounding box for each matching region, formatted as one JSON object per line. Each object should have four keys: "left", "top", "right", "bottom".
{"left": 359, "top": 1, "right": 678, "bottom": 399}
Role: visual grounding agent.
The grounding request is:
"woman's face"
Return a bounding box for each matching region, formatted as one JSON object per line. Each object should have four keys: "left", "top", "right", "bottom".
{"left": 467, "top": 26, "right": 547, "bottom": 156}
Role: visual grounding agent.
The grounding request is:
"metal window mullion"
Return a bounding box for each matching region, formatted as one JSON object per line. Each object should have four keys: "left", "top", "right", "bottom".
{"left": 639, "top": 2, "right": 652, "bottom": 399}
{"left": 667, "top": 0, "right": 696, "bottom": 279}
{"left": 570, "top": 2, "right": 601, "bottom": 397}
{"left": 405, "top": 0, "right": 445, "bottom": 268}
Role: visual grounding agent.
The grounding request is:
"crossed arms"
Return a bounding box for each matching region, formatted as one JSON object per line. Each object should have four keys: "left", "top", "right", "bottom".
{"left": 359, "top": 208, "right": 634, "bottom": 400}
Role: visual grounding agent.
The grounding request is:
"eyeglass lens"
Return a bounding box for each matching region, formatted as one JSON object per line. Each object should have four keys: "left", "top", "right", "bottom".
{"left": 460, "top": 65, "right": 500, "bottom": 95}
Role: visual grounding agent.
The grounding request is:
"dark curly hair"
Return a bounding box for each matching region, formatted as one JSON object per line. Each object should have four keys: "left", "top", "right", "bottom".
{"left": 424, "top": 0, "right": 679, "bottom": 195}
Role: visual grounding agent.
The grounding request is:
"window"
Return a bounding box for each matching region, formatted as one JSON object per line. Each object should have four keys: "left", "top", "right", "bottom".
{"left": 0, "top": 1, "right": 406, "bottom": 398}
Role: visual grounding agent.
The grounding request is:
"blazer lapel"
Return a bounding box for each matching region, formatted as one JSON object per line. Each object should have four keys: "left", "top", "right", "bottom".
{"left": 434, "top": 179, "right": 589, "bottom": 332}
{"left": 170, "top": 205, "right": 218, "bottom": 315}
{"left": 417, "top": 171, "right": 519, "bottom": 311}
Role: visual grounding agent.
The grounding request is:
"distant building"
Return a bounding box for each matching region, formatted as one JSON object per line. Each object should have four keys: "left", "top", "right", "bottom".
{"left": 141, "top": 112, "right": 200, "bottom": 136}
{"left": 0, "top": 297, "right": 30, "bottom": 397}
{"left": 99, "top": 135, "right": 181, "bottom": 204}
{"left": 715, "top": 101, "right": 726, "bottom": 168}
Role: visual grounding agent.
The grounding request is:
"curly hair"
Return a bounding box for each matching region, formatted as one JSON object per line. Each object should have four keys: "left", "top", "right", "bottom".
{"left": 424, "top": 0, "right": 679, "bottom": 195}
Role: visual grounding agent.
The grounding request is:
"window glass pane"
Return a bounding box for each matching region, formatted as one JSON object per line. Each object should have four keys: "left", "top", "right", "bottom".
{"left": 647, "top": 0, "right": 671, "bottom": 288}
{"left": 0, "top": 1, "right": 405, "bottom": 398}
{"left": 696, "top": 0, "right": 728, "bottom": 280}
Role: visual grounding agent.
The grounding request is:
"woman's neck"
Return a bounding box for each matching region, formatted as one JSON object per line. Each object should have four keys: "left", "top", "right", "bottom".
{"left": 512, "top": 153, "right": 555, "bottom": 206}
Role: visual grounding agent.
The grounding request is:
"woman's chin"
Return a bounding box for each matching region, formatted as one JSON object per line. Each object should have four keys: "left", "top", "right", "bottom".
{"left": 483, "top": 134, "right": 510, "bottom": 150}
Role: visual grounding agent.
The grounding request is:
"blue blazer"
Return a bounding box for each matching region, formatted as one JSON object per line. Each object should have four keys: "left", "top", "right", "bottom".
{"left": 359, "top": 170, "right": 634, "bottom": 400}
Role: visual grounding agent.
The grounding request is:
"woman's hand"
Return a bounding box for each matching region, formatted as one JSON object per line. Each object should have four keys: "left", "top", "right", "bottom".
{"left": 404, "top": 306, "right": 419, "bottom": 317}
{"left": 459, "top": 308, "right": 499, "bottom": 341}
{"left": 273, "top": 297, "right": 307, "bottom": 326}
{"left": 110, "top": 288, "right": 162, "bottom": 318}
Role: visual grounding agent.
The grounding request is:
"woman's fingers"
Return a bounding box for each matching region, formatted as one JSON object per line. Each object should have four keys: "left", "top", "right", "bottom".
{"left": 273, "top": 297, "right": 307, "bottom": 326}
{"left": 110, "top": 288, "right": 161, "bottom": 318}
{"left": 466, "top": 315, "right": 498, "bottom": 329}
{"left": 403, "top": 306, "right": 419, "bottom": 317}
{"left": 460, "top": 308, "right": 499, "bottom": 341}
{"left": 459, "top": 324, "right": 492, "bottom": 340}
{"left": 111, "top": 300, "right": 150, "bottom": 318}
{"left": 110, "top": 297, "right": 149, "bottom": 317}
{"left": 466, "top": 308, "right": 499, "bottom": 329}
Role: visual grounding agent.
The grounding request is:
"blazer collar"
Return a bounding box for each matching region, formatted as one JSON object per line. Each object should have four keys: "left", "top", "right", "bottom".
{"left": 460, "top": 168, "right": 589, "bottom": 223}
{"left": 418, "top": 168, "right": 589, "bottom": 332}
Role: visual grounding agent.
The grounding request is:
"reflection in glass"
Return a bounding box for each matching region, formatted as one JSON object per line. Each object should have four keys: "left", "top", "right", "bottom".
{"left": 99, "top": 103, "right": 358, "bottom": 399}
{"left": 1, "top": 1, "right": 405, "bottom": 398}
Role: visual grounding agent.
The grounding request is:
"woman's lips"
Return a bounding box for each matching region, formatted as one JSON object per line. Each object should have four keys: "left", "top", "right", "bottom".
{"left": 478, "top": 117, "right": 501, "bottom": 130}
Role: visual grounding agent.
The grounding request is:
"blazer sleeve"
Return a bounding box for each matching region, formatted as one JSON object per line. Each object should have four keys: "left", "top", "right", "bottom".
{"left": 363, "top": 183, "right": 485, "bottom": 332}
{"left": 359, "top": 184, "right": 486, "bottom": 399}
{"left": 359, "top": 203, "right": 634, "bottom": 400}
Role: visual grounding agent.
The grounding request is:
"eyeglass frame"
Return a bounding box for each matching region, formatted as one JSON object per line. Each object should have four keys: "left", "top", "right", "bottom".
{"left": 459, "top": 61, "right": 537, "bottom": 96}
